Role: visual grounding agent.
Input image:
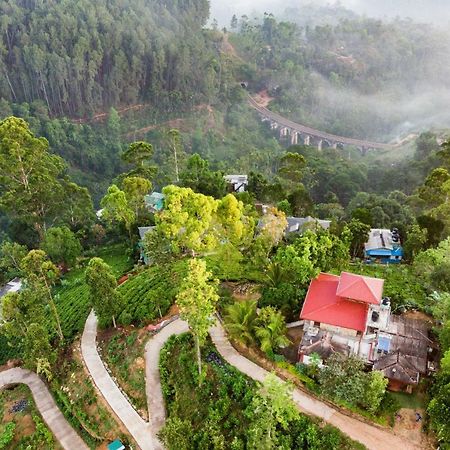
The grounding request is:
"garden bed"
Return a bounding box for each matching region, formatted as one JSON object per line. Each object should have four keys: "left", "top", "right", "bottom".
{"left": 158, "top": 332, "right": 363, "bottom": 449}
{"left": 51, "top": 342, "right": 133, "bottom": 449}
{"left": 98, "top": 326, "right": 149, "bottom": 420}
{"left": 0, "top": 384, "right": 61, "bottom": 449}
{"left": 227, "top": 334, "right": 403, "bottom": 428}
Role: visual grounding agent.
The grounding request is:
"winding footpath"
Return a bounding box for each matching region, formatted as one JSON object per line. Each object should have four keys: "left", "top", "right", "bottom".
{"left": 0, "top": 367, "right": 88, "bottom": 450}
{"left": 81, "top": 311, "right": 155, "bottom": 450}
{"left": 209, "top": 322, "right": 422, "bottom": 450}
{"left": 144, "top": 319, "right": 189, "bottom": 445}
{"left": 81, "top": 312, "right": 424, "bottom": 450}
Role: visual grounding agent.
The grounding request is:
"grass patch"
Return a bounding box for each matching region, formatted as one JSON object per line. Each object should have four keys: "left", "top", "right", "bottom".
{"left": 204, "top": 253, "right": 265, "bottom": 283}
{"left": 389, "top": 391, "right": 425, "bottom": 410}
{"left": 0, "top": 384, "right": 60, "bottom": 449}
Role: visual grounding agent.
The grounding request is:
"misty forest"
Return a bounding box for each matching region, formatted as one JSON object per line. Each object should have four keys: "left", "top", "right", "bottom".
{"left": 0, "top": 1, "right": 450, "bottom": 449}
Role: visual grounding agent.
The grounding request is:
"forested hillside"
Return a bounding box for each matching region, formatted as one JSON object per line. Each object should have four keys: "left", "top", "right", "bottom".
{"left": 1, "top": 2, "right": 450, "bottom": 448}
{"left": 0, "top": 0, "right": 217, "bottom": 116}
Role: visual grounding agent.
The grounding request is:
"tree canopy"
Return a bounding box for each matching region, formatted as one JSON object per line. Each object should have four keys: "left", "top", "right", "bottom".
{"left": 0, "top": 0, "right": 214, "bottom": 116}
{"left": 176, "top": 258, "right": 219, "bottom": 378}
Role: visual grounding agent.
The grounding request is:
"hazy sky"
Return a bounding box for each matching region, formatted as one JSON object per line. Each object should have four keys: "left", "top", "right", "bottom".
{"left": 210, "top": 0, "right": 450, "bottom": 26}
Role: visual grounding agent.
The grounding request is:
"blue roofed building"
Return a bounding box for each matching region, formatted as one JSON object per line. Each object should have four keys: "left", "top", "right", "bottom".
{"left": 364, "top": 228, "right": 403, "bottom": 264}
{"left": 144, "top": 192, "right": 165, "bottom": 212}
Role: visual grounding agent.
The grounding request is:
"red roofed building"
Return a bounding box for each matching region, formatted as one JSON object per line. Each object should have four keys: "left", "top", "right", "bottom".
{"left": 300, "top": 272, "right": 385, "bottom": 336}
{"left": 298, "top": 272, "right": 434, "bottom": 393}
{"left": 336, "top": 272, "right": 384, "bottom": 305}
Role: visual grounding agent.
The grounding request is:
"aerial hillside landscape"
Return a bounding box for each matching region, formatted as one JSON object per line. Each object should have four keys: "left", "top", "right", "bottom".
{"left": 0, "top": 0, "right": 449, "bottom": 449}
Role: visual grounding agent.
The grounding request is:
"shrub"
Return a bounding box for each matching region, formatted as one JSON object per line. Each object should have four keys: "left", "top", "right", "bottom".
{"left": 159, "top": 333, "right": 361, "bottom": 449}
{"left": 0, "top": 423, "right": 15, "bottom": 449}
{"left": 118, "top": 312, "right": 132, "bottom": 326}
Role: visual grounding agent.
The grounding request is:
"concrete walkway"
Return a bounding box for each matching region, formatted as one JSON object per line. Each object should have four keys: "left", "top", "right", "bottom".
{"left": 145, "top": 319, "right": 189, "bottom": 448}
{"left": 80, "top": 310, "right": 423, "bottom": 450}
{"left": 209, "top": 322, "right": 423, "bottom": 450}
{"left": 0, "top": 367, "right": 88, "bottom": 450}
{"left": 81, "top": 311, "right": 156, "bottom": 450}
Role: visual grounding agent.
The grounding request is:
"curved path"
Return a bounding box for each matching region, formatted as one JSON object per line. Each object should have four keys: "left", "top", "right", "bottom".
{"left": 0, "top": 367, "right": 88, "bottom": 450}
{"left": 248, "top": 95, "right": 393, "bottom": 150}
{"left": 209, "top": 322, "right": 422, "bottom": 450}
{"left": 81, "top": 311, "right": 155, "bottom": 450}
{"left": 144, "top": 319, "right": 189, "bottom": 446}
{"left": 82, "top": 311, "right": 423, "bottom": 450}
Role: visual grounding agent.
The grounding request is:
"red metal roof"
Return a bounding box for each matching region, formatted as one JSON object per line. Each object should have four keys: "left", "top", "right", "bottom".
{"left": 336, "top": 272, "right": 383, "bottom": 305}
{"left": 300, "top": 273, "right": 372, "bottom": 332}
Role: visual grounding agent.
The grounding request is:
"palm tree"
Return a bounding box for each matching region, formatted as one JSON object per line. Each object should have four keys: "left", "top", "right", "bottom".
{"left": 265, "top": 261, "right": 287, "bottom": 288}
{"left": 255, "top": 307, "right": 291, "bottom": 354}
{"left": 224, "top": 300, "right": 258, "bottom": 346}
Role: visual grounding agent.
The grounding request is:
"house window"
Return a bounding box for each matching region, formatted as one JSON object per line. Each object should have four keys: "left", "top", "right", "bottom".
{"left": 314, "top": 321, "right": 320, "bottom": 327}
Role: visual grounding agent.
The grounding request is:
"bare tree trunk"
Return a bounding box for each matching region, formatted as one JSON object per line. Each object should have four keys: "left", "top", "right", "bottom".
{"left": 34, "top": 223, "right": 45, "bottom": 243}
{"left": 42, "top": 273, "right": 64, "bottom": 341}
{"left": 195, "top": 335, "right": 202, "bottom": 381}
{"left": 173, "top": 143, "right": 179, "bottom": 183}
{"left": 4, "top": 70, "right": 17, "bottom": 101}
{"left": 39, "top": 71, "right": 52, "bottom": 116}
{"left": 112, "top": 315, "right": 117, "bottom": 329}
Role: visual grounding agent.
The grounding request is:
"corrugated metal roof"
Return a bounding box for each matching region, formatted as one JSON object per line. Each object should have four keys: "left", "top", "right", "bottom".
{"left": 0, "top": 278, "right": 22, "bottom": 298}
{"left": 107, "top": 440, "right": 125, "bottom": 450}
{"left": 138, "top": 226, "right": 155, "bottom": 240}
{"left": 286, "top": 216, "right": 331, "bottom": 233}
{"left": 365, "top": 228, "right": 402, "bottom": 252}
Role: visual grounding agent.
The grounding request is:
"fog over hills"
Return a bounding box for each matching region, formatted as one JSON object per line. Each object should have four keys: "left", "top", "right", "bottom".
{"left": 210, "top": 0, "right": 450, "bottom": 27}
{"left": 210, "top": 0, "right": 450, "bottom": 139}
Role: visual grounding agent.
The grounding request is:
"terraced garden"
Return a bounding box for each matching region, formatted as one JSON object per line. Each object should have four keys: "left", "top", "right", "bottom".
{"left": 54, "top": 244, "right": 133, "bottom": 340}
{"left": 116, "top": 260, "right": 187, "bottom": 325}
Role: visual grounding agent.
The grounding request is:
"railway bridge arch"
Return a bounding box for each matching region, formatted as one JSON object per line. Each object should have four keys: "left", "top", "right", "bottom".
{"left": 248, "top": 95, "right": 393, "bottom": 153}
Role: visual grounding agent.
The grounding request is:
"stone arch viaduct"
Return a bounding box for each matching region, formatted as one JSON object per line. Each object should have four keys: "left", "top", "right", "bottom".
{"left": 248, "top": 95, "right": 393, "bottom": 152}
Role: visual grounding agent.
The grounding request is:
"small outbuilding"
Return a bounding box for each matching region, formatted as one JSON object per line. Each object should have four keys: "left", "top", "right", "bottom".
{"left": 373, "top": 351, "right": 421, "bottom": 393}
{"left": 364, "top": 228, "right": 403, "bottom": 263}
{"left": 285, "top": 216, "right": 331, "bottom": 235}
{"left": 107, "top": 440, "right": 125, "bottom": 450}
{"left": 144, "top": 192, "right": 165, "bottom": 212}
{"left": 224, "top": 175, "right": 248, "bottom": 193}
